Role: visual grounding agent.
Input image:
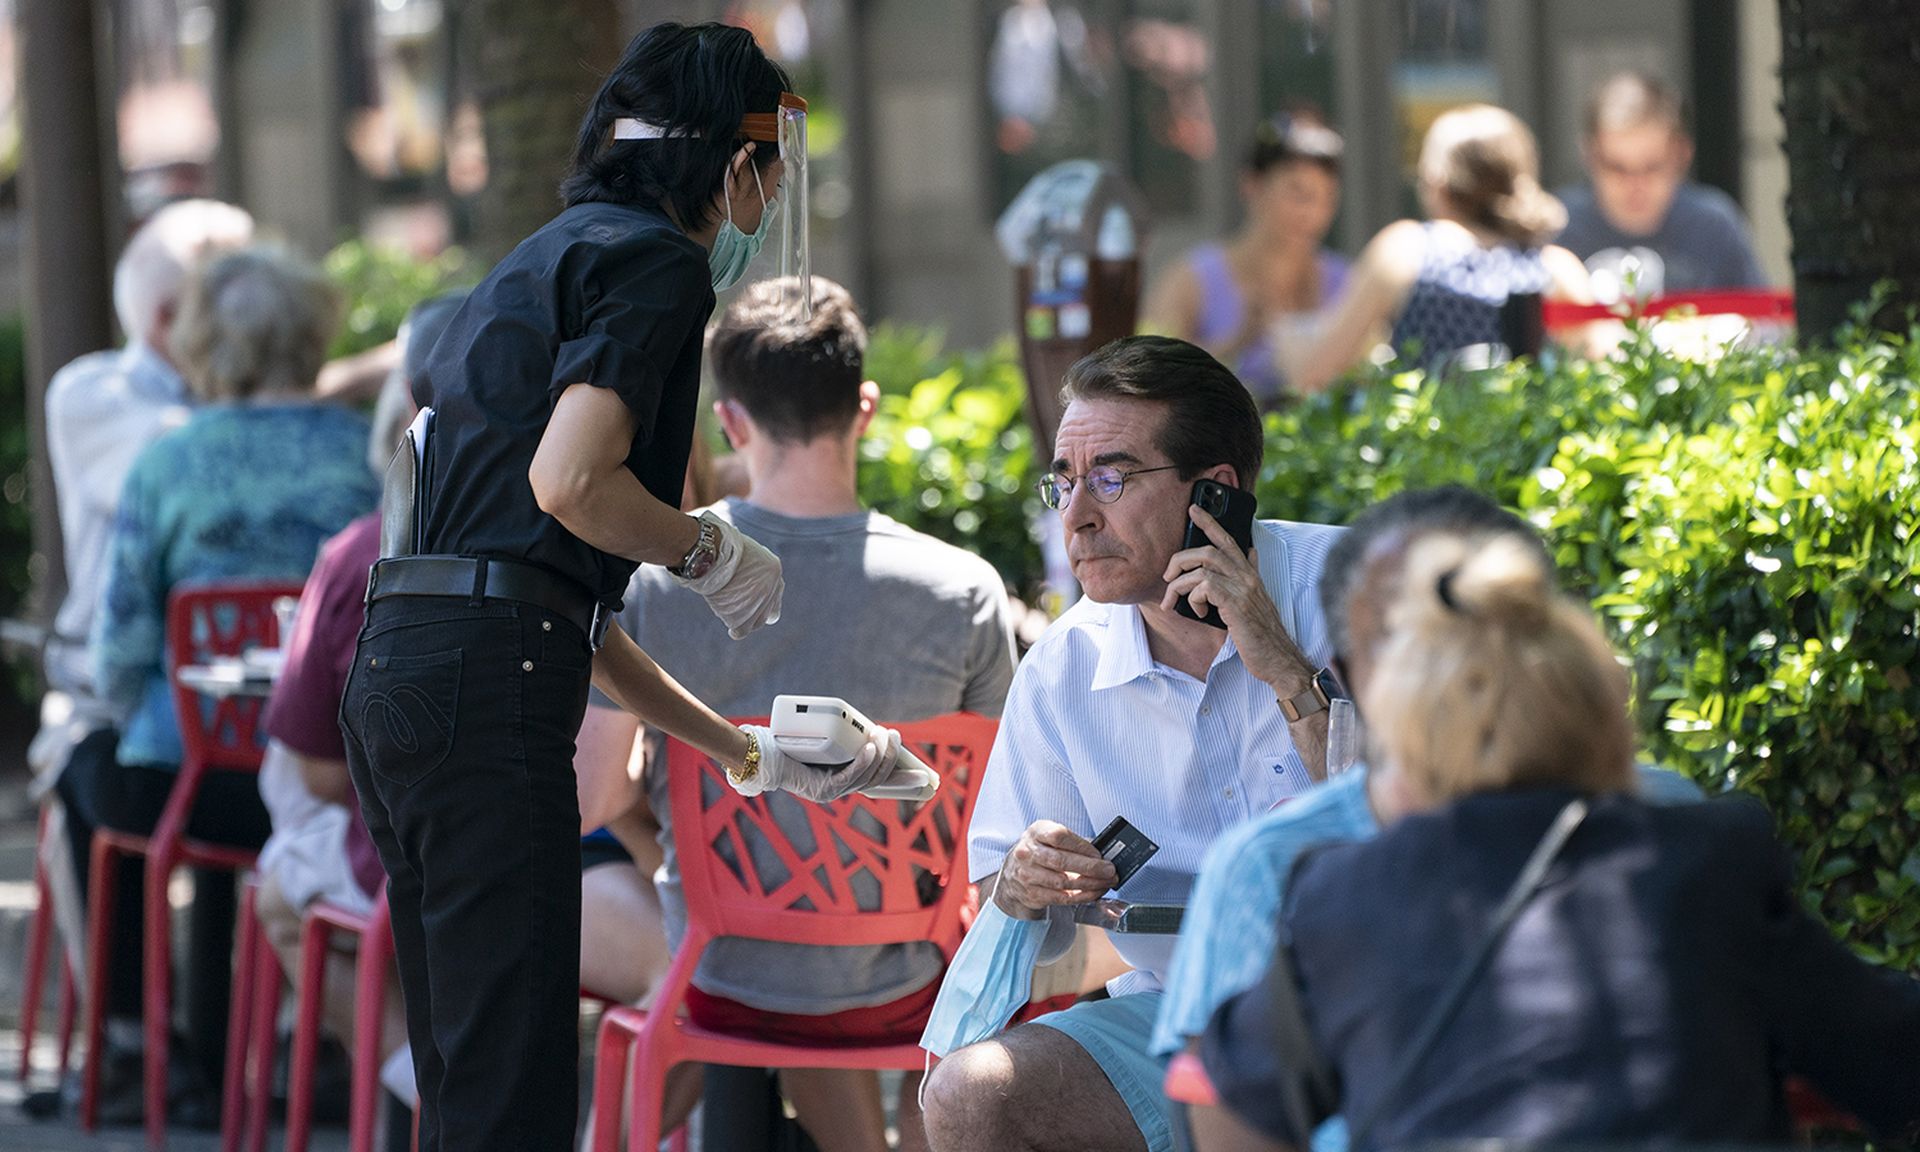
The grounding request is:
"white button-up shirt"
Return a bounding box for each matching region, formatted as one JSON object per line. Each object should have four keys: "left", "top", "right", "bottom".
{"left": 968, "top": 518, "right": 1343, "bottom": 993}
{"left": 44, "top": 343, "right": 190, "bottom": 707}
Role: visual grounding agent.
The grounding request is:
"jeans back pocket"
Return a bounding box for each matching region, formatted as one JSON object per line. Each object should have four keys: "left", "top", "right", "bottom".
{"left": 354, "top": 649, "right": 462, "bottom": 787}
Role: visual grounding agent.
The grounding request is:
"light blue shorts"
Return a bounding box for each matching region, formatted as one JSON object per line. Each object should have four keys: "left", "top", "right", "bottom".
{"left": 1032, "top": 991, "right": 1173, "bottom": 1152}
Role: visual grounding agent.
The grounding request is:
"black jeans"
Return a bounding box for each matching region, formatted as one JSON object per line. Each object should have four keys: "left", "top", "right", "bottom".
{"left": 54, "top": 727, "right": 272, "bottom": 1087}
{"left": 342, "top": 595, "right": 589, "bottom": 1152}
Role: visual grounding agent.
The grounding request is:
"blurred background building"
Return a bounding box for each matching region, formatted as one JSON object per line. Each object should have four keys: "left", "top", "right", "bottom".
{"left": 0, "top": 0, "right": 1789, "bottom": 345}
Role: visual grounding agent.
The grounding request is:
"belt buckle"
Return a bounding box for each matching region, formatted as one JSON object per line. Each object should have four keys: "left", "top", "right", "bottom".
{"left": 588, "top": 602, "right": 610, "bottom": 652}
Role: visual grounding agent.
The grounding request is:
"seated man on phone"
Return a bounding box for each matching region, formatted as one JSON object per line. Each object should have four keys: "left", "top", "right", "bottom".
{"left": 920, "top": 335, "right": 1344, "bottom": 1152}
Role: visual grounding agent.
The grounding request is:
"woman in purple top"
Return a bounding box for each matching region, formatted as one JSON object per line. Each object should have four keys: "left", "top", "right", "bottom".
{"left": 1144, "top": 113, "right": 1349, "bottom": 406}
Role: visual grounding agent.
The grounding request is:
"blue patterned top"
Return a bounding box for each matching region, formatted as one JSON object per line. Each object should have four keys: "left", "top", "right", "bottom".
{"left": 1389, "top": 222, "right": 1550, "bottom": 369}
{"left": 93, "top": 402, "right": 379, "bottom": 769}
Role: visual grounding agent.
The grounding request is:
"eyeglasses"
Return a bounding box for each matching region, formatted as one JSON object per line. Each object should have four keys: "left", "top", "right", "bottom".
{"left": 1036, "top": 464, "right": 1181, "bottom": 510}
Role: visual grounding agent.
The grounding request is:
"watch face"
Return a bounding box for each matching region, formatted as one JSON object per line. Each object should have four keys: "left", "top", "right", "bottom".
{"left": 678, "top": 521, "right": 719, "bottom": 579}
{"left": 682, "top": 538, "right": 718, "bottom": 579}
{"left": 1314, "top": 667, "right": 1347, "bottom": 702}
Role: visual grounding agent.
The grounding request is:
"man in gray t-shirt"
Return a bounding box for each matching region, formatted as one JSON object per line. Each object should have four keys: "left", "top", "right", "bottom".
{"left": 573, "top": 276, "right": 1015, "bottom": 1150}
{"left": 1553, "top": 71, "right": 1766, "bottom": 296}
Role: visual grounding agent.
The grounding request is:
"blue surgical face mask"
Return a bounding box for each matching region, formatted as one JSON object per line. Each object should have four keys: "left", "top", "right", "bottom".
{"left": 709, "top": 156, "right": 777, "bottom": 292}
{"left": 918, "top": 897, "right": 1050, "bottom": 1061}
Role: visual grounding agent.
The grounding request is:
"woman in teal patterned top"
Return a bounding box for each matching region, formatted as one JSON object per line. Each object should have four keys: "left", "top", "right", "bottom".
{"left": 80, "top": 244, "right": 380, "bottom": 1110}
{"left": 93, "top": 245, "right": 380, "bottom": 772}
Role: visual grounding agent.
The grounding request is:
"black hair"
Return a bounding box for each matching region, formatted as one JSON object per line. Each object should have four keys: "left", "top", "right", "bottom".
{"left": 1058, "top": 335, "right": 1263, "bottom": 495}
{"left": 1244, "top": 110, "right": 1344, "bottom": 179}
{"left": 561, "top": 22, "right": 792, "bottom": 231}
{"left": 1318, "top": 485, "right": 1550, "bottom": 660}
{"left": 708, "top": 275, "right": 867, "bottom": 443}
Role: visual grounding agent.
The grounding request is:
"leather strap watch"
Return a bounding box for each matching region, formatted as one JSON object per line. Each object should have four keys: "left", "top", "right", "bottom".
{"left": 673, "top": 515, "right": 722, "bottom": 580}
{"left": 1279, "top": 667, "right": 1343, "bottom": 723}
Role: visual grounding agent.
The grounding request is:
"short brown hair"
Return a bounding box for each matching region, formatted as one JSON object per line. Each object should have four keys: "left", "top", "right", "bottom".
{"left": 1058, "top": 335, "right": 1263, "bottom": 492}
{"left": 1363, "top": 532, "right": 1636, "bottom": 802}
{"left": 707, "top": 275, "right": 868, "bottom": 443}
{"left": 1584, "top": 71, "right": 1686, "bottom": 139}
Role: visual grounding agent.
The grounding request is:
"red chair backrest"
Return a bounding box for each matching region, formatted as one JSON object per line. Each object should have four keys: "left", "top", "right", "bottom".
{"left": 1541, "top": 289, "right": 1795, "bottom": 332}
{"left": 165, "top": 582, "right": 304, "bottom": 775}
{"left": 667, "top": 713, "right": 997, "bottom": 959}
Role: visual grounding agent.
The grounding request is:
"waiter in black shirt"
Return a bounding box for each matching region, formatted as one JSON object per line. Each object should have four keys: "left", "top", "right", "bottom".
{"left": 340, "top": 23, "right": 902, "bottom": 1152}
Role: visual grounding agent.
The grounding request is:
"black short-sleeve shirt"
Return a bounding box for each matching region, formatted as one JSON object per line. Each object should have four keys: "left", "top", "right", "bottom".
{"left": 416, "top": 201, "right": 715, "bottom": 605}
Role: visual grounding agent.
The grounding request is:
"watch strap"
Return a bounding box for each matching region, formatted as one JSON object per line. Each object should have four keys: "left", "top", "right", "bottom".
{"left": 1279, "top": 671, "right": 1332, "bottom": 723}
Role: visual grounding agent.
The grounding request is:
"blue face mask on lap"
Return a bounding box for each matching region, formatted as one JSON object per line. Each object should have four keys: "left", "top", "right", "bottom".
{"left": 709, "top": 156, "right": 777, "bottom": 292}
{"left": 919, "top": 897, "right": 1051, "bottom": 1060}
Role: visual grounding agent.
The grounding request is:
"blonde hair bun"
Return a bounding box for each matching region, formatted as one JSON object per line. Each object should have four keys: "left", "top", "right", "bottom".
{"left": 1364, "top": 529, "right": 1636, "bottom": 803}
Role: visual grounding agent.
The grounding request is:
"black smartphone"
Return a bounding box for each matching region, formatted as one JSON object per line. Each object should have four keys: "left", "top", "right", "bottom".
{"left": 1175, "top": 478, "right": 1257, "bottom": 629}
{"left": 1091, "top": 816, "right": 1160, "bottom": 891}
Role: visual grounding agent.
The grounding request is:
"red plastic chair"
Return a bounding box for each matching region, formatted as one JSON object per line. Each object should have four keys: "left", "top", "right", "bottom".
{"left": 218, "top": 876, "right": 279, "bottom": 1152}
{"left": 1786, "top": 1075, "right": 1861, "bottom": 1138}
{"left": 18, "top": 803, "right": 79, "bottom": 1084}
{"left": 348, "top": 892, "right": 404, "bottom": 1152}
{"left": 590, "top": 713, "right": 997, "bottom": 1152}
{"left": 79, "top": 581, "right": 302, "bottom": 1150}
{"left": 220, "top": 882, "right": 400, "bottom": 1152}
{"left": 1163, "top": 1051, "right": 1219, "bottom": 1107}
{"left": 1541, "top": 289, "right": 1796, "bottom": 332}
{"left": 1164, "top": 1050, "right": 1220, "bottom": 1152}
{"left": 284, "top": 895, "right": 382, "bottom": 1152}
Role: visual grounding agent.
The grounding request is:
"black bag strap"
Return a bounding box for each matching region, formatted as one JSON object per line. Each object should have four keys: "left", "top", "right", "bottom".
{"left": 1261, "top": 931, "right": 1340, "bottom": 1142}
{"left": 1344, "top": 796, "right": 1590, "bottom": 1150}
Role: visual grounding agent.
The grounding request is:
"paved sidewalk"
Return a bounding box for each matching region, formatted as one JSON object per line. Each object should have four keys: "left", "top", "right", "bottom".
{"left": 0, "top": 749, "right": 351, "bottom": 1152}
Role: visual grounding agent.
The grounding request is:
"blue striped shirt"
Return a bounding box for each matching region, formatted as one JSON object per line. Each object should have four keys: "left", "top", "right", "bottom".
{"left": 968, "top": 518, "right": 1343, "bottom": 993}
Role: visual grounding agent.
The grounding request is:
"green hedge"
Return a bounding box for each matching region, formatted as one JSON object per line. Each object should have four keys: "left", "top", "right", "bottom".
{"left": 857, "top": 321, "right": 1920, "bottom": 968}
{"left": 323, "top": 239, "right": 474, "bottom": 359}
{"left": 860, "top": 327, "right": 1043, "bottom": 593}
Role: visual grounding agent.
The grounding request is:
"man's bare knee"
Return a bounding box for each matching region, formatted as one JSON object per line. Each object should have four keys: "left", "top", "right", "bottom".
{"left": 923, "top": 1025, "right": 1145, "bottom": 1152}
{"left": 924, "top": 1041, "right": 1019, "bottom": 1151}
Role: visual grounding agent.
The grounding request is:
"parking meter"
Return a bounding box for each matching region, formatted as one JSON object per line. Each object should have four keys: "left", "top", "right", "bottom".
{"left": 997, "top": 161, "right": 1151, "bottom": 464}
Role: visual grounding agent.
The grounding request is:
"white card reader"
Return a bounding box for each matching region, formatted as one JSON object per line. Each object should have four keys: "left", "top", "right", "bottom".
{"left": 768, "top": 695, "right": 941, "bottom": 802}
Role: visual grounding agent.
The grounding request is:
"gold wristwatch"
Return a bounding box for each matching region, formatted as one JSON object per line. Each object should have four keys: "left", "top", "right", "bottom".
{"left": 728, "top": 727, "right": 763, "bottom": 789}
{"left": 1278, "top": 668, "right": 1340, "bottom": 722}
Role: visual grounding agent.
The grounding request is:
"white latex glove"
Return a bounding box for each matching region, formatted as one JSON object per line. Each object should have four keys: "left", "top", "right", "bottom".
{"left": 673, "top": 511, "right": 785, "bottom": 639}
{"left": 733, "top": 724, "right": 902, "bottom": 803}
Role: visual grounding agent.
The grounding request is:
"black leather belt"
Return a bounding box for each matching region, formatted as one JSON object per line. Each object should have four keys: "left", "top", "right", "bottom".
{"left": 365, "top": 556, "right": 610, "bottom": 650}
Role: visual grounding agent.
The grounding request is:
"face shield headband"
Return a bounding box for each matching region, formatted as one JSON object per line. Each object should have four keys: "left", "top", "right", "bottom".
{"left": 612, "top": 92, "right": 811, "bottom": 316}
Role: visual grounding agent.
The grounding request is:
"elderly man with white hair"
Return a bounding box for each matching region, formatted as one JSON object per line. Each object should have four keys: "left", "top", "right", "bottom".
{"left": 37, "top": 199, "right": 255, "bottom": 774}
{"left": 28, "top": 199, "right": 252, "bottom": 1122}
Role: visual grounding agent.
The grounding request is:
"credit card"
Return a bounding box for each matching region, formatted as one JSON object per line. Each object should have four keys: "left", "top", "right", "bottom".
{"left": 1091, "top": 816, "right": 1159, "bottom": 891}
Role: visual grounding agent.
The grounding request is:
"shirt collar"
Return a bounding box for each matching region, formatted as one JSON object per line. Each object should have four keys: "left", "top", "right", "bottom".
{"left": 1086, "top": 519, "right": 1302, "bottom": 693}
{"left": 1089, "top": 602, "right": 1153, "bottom": 691}
{"left": 118, "top": 342, "right": 188, "bottom": 404}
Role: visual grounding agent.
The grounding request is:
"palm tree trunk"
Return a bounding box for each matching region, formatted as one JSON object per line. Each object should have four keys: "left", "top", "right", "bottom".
{"left": 1778, "top": 0, "right": 1920, "bottom": 338}
{"left": 18, "top": 0, "right": 120, "bottom": 625}
{"left": 458, "top": 0, "right": 623, "bottom": 262}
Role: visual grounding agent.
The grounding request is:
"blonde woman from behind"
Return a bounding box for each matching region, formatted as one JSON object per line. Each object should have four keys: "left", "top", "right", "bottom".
{"left": 1197, "top": 531, "right": 1920, "bottom": 1152}
{"left": 1290, "top": 105, "right": 1592, "bottom": 393}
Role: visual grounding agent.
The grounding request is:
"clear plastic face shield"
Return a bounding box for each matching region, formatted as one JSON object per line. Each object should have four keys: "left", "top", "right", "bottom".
{"left": 738, "top": 92, "right": 812, "bottom": 317}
